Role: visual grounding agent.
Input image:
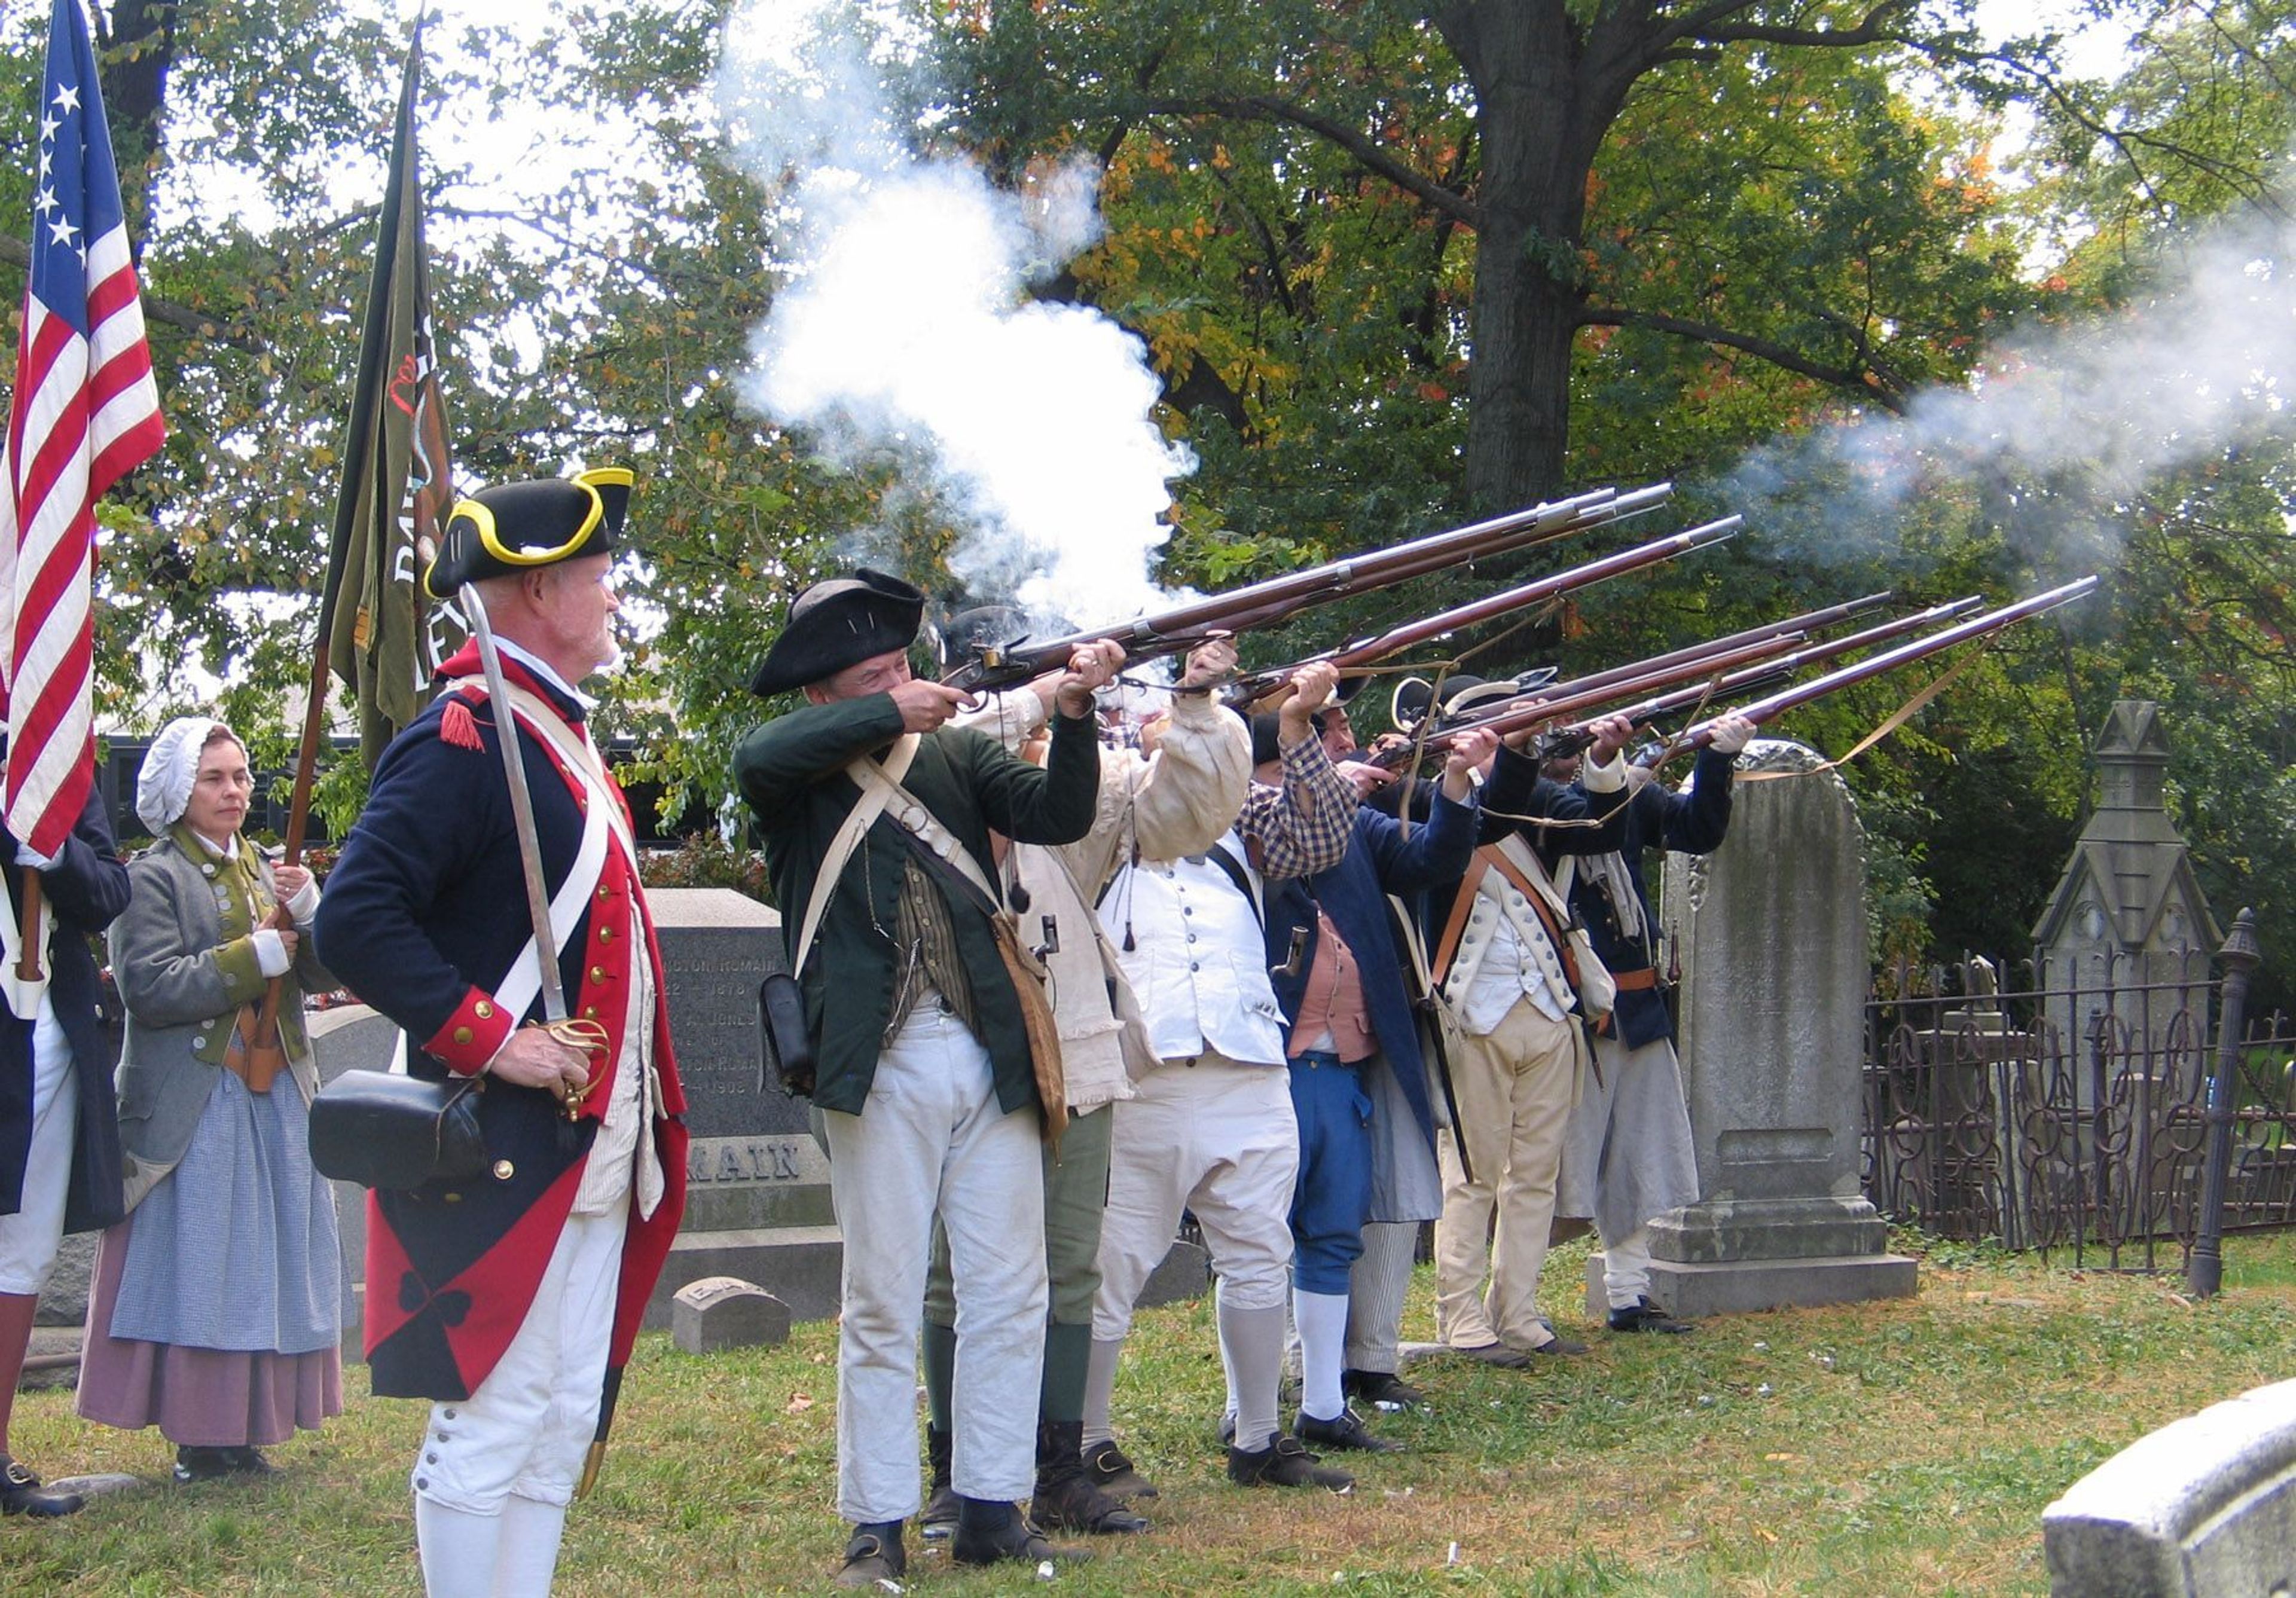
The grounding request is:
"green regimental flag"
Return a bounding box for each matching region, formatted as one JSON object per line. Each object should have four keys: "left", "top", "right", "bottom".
{"left": 317, "top": 31, "right": 463, "bottom": 770}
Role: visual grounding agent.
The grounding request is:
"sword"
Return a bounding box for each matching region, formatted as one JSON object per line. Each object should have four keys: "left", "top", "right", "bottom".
{"left": 459, "top": 579, "right": 568, "bottom": 1027}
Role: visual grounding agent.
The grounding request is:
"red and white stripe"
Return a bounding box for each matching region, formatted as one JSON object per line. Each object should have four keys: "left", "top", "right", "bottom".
{"left": 0, "top": 218, "right": 165, "bottom": 857}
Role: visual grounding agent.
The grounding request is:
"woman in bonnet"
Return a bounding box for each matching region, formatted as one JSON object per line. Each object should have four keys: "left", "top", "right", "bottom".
{"left": 76, "top": 717, "right": 343, "bottom": 1481}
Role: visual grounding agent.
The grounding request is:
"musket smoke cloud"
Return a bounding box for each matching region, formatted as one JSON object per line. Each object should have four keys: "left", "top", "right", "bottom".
{"left": 714, "top": 0, "right": 1192, "bottom": 627}
{"left": 1726, "top": 212, "right": 2296, "bottom": 572}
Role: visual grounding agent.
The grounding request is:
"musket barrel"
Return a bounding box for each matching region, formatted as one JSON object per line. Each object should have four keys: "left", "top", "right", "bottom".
{"left": 1677, "top": 577, "right": 2100, "bottom": 748}
{"left": 942, "top": 482, "right": 1677, "bottom": 693}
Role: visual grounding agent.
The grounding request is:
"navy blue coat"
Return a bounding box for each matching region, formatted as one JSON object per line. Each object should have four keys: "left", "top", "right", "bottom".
{"left": 1266, "top": 791, "right": 1479, "bottom": 1150}
{"left": 1568, "top": 747, "right": 1736, "bottom": 1051}
{"left": 317, "top": 648, "right": 688, "bottom": 1401}
{"left": 0, "top": 774, "right": 131, "bottom": 1232}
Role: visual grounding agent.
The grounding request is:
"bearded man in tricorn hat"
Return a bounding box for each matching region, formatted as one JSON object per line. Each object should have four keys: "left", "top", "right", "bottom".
{"left": 317, "top": 468, "right": 688, "bottom": 1598}
{"left": 735, "top": 572, "right": 1115, "bottom": 1585}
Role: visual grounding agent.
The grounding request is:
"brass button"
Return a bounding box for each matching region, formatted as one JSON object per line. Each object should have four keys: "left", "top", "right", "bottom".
{"left": 474, "top": 1001, "right": 494, "bottom": 1019}
{"left": 598, "top": 927, "right": 613, "bottom": 942}
{"left": 597, "top": 885, "right": 611, "bottom": 900}
{"left": 442, "top": 1192, "right": 462, "bottom": 1204}
{"left": 591, "top": 966, "right": 607, "bottom": 983}
{"left": 583, "top": 1006, "right": 598, "bottom": 1019}
{"left": 492, "top": 1159, "right": 515, "bottom": 1181}
{"left": 453, "top": 1026, "right": 474, "bottom": 1046}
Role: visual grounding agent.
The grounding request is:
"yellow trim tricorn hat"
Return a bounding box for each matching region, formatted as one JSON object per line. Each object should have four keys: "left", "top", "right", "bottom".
{"left": 423, "top": 467, "right": 636, "bottom": 600}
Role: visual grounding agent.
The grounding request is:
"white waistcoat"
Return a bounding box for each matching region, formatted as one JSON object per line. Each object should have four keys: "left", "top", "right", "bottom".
{"left": 1446, "top": 844, "right": 1576, "bottom": 1035}
{"left": 1100, "top": 831, "right": 1288, "bottom": 1066}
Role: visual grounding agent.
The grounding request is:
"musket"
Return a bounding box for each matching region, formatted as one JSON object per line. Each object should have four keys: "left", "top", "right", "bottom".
{"left": 1389, "top": 594, "right": 1990, "bottom": 766}
{"left": 1220, "top": 517, "right": 1741, "bottom": 706}
{"left": 1523, "top": 589, "right": 1895, "bottom": 709}
{"left": 1670, "top": 576, "right": 2100, "bottom": 750}
{"left": 941, "top": 482, "right": 1675, "bottom": 694}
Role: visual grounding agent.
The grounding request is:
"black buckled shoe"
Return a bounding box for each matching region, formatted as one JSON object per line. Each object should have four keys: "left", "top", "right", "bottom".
{"left": 1226, "top": 1433, "right": 1354, "bottom": 1492}
{"left": 1523, "top": 1332, "right": 1589, "bottom": 1357}
{"left": 834, "top": 1520, "right": 906, "bottom": 1588}
{"left": 172, "top": 1446, "right": 240, "bottom": 1484}
{"left": 1034, "top": 1419, "right": 1149, "bottom": 1535}
{"left": 1294, "top": 1405, "right": 1403, "bottom": 1454}
{"left": 1343, "top": 1369, "right": 1428, "bottom": 1410}
{"left": 950, "top": 1498, "right": 1091, "bottom": 1568}
{"left": 920, "top": 1423, "right": 958, "bottom": 1540}
{"left": 1451, "top": 1340, "right": 1532, "bottom": 1368}
{"left": 1608, "top": 1297, "right": 1696, "bottom": 1334}
{"left": 0, "top": 1457, "right": 84, "bottom": 1517}
{"left": 1080, "top": 1437, "right": 1158, "bottom": 1501}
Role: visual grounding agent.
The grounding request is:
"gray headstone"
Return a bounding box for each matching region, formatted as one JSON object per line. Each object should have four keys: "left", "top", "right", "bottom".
{"left": 671, "top": 1275, "right": 793, "bottom": 1353}
{"left": 2043, "top": 1377, "right": 2296, "bottom": 1597}
{"left": 1135, "top": 1239, "right": 1210, "bottom": 1309}
{"left": 1628, "top": 740, "right": 1916, "bottom": 1317}
{"left": 311, "top": 1003, "right": 402, "bottom": 1359}
{"left": 641, "top": 890, "right": 843, "bottom": 1326}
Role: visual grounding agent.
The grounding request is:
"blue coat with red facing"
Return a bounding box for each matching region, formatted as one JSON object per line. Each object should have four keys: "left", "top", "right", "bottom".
{"left": 0, "top": 770, "right": 130, "bottom": 1233}
{"left": 315, "top": 646, "right": 689, "bottom": 1401}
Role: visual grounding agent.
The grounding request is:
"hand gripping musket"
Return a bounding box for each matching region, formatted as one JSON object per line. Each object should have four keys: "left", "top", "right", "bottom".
{"left": 940, "top": 483, "right": 1675, "bottom": 695}
{"left": 1219, "top": 517, "right": 1741, "bottom": 707}
{"left": 1396, "top": 588, "right": 1993, "bottom": 766}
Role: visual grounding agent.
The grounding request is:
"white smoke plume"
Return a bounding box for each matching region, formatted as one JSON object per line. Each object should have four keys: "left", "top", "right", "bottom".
{"left": 1724, "top": 213, "right": 2296, "bottom": 573}
{"left": 713, "top": 0, "right": 1193, "bottom": 630}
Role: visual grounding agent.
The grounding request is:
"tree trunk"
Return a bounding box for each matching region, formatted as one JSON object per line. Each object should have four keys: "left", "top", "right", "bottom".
{"left": 97, "top": 0, "right": 182, "bottom": 247}
{"left": 1440, "top": 1, "right": 1596, "bottom": 512}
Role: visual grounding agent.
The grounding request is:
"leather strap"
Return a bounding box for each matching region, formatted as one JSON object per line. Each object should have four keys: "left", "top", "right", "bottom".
{"left": 1482, "top": 841, "right": 1583, "bottom": 990}
{"left": 789, "top": 734, "right": 920, "bottom": 978}
{"left": 1430, "top": 858, "right": 1485, "bottom": 989}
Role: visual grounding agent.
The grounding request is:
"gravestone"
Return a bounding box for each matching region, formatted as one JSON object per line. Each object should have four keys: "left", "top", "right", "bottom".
{"left": 672, "top": 1276, "right": 792, "bottom": 1353}
{"left": 310, "top": 1002, "right": 402, "bottom": 1358}
{"left": 643, "top": 888, "right": 842, "bottom": 1325}
{"left": 2043, "top": 1377, "right": 2296, "bottom": 1596}
{"left": 1605, "top": 738, "right": 1916, "bottom": 1317}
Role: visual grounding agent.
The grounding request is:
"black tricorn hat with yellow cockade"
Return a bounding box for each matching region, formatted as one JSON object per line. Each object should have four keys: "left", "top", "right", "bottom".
{"left": 423, "top": 466, "right": 636, "bottom": 600}
{"left": 747, "top": 569, "right": 927, "bottom": 698}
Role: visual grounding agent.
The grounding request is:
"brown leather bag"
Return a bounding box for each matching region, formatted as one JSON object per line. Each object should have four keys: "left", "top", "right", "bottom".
{"left": 223, "top": 1003, "right": 285, "bottom": 1094}
{"left": 990, "top": 911, "right": 1068, "bottom": 1150}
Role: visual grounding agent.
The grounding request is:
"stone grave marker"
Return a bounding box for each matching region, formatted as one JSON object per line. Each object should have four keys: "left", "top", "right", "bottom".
{"left": 672, "top": 1276, "right": 793, "bottom": 1353}
{"left": 1604, "top": 738, "right": 1916, "bottom": 1317}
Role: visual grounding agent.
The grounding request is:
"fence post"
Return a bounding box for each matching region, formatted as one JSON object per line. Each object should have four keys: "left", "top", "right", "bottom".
{"left": 2188, "top": 908, "right": 2262, "bottom": 1299}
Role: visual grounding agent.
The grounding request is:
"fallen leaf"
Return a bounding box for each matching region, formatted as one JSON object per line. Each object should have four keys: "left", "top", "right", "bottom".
{"left": 1764, "top": 1453, "right": 1802, "bottom": 1463}
{"left": 786, "top": 1392, "right": 815, "bottom": 1414}
{"left": 1756, "top": 1527, "right": 1779, "bottom": 1544}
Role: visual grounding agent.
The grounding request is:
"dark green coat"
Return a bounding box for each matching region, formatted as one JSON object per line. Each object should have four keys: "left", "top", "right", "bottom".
{"left": 734, "top": 693, "right": 1100, "bottom": 1115}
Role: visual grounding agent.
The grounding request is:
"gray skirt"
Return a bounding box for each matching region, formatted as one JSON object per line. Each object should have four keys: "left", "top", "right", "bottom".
{"left": 109, "top": 1067, "right": 341, "bottom": 1355}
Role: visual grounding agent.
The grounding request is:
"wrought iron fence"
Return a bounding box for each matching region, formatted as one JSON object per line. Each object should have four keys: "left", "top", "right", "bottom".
{"left": 1862, "top": 949, "right": 2296, "bottom": 1269}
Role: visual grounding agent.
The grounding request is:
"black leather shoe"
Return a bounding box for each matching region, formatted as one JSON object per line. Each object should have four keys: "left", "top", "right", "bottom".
{"left": 1226, "top": 1434, "right": 1354, "bottom": 1492}
{"left": 172, "top": 1446, "right": 239, "bottom": 1484}
{"left": 1451, "top": 1340, "right": 1532, "bottom": 1368}
{"left": 1344, "top": 1369, "right": 1428, "bottom": 1410}
{"left": 1033, "top": 1419, "right": 1148, "bottom": 1534}
{"left": 0, "top": 1458, "right": 84, "bottom": 1517}
{"left": 224, "top": 1447, "right": 277, "bottom": 1475}
{"left": 1610, "top": 1297, "right": 1696, "bottom": 1334}
{"left": 1080, "top": 1437, "right": 1158, "bottom": 1500}
{"left": 1294, "top": 1405, "right": 1403, "bottom": 1454}
{"left": 1523, "top": 1332, "right": 1589, "bottom": 1356}
{"left": 835, "top": 1521, "right": 906, "bottom": 1588}
{"left": 951, "top": 1499, "right": 1091, "bottom": 1568}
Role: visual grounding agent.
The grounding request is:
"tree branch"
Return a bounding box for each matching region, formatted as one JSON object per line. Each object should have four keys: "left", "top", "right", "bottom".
{"left": 0, "top": 232, "right": 254, "bottom": 346}
{"left": 1680, "top": 0, "right": 1916, "bottom": 51}
{"left": 1580, "top": 303, "right": 1909, "bottom": 411}
{"left": 1143, "top": 94, "right": 1482, "bottom": 229}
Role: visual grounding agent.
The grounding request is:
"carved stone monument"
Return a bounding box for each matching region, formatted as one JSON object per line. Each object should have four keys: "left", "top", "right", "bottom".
{"left": 2032, "top": 701, "right": 2221, "bottom": 1093}
{"left": 1617, "top": 739, "right": 1917, "bottom": 1316}
{"left": 2044, "top": 1377, "right": 2296, "bottom": 1596}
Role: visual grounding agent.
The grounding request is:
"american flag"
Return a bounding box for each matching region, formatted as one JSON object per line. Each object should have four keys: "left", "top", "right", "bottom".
{"left": 0, "top": 0, "right": 166, "bottom": 857}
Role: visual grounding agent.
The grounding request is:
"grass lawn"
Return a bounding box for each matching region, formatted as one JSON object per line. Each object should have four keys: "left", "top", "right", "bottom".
{"left": 6, "top": 1227, "right": 2295, "bottom": 1595}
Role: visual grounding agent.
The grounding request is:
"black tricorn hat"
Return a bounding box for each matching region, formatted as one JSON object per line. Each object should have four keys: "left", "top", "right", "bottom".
{"left": 749, "top": 568, "right": 926, "bottom": 698}
{"left": 425, "top": 466, "right": 634, "bottom": 599}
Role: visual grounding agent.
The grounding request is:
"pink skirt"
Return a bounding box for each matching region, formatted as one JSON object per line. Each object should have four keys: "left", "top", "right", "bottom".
{"left": 76, "top": 1213, "right": 344, "bottom": 1448}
